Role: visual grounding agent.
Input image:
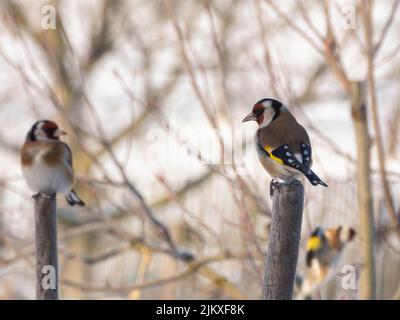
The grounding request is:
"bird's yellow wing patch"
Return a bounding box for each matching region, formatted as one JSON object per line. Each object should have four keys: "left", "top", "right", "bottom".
{"left": 306, "top": 236, "right": 321, "bottom": 251}
{"left": 264, "top": 146, "right": 284, "bottom": 165}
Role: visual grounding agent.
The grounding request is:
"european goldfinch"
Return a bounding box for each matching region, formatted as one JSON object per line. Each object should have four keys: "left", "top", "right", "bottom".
{"left": 242, "top": 98, "right": 328, "bottom": 195}
{"left": 20, "top": 120, "right": 85, "bottom": 206}
{"left": 298, "top": 226, "right": 356, "bottom": 298}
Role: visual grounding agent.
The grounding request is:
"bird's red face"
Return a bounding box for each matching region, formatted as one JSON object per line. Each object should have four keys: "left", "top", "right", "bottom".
{"left": 29, "top": 120, "right": 67, "bottom": 141}
{"left": 242, "top": 98, "right": 283, "bottom": 127}
{"left": 242, "top": 103, "right": 265, "bottom": 125}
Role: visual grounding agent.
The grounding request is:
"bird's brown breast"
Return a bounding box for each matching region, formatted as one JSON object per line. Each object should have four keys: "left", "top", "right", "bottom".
{"left": 21, "top": 140, "right": 69, "bottom": 167}
{"left": 21, "top": 145, "right": 33, "bottom": 166}
{"left": 20, "top": 140, "right": 44, "bottom": 166}
{"left": 43, "top": 142, "right": 65, "bottom": 166}
{"left": 325, "top": 229, "right": 342, "bottom": 250}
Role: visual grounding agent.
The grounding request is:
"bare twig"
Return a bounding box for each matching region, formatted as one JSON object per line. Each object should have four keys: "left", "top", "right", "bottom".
{"left": 362, "top": 1, "right": 398, "bottom": 231}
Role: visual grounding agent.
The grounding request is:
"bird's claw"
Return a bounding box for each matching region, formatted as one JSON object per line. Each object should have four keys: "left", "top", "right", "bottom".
{"left": 269, "top": 179, "right": 281, "bottom": 198}
{"left": 32, "top": 192, "right": 55, "bottom": 199}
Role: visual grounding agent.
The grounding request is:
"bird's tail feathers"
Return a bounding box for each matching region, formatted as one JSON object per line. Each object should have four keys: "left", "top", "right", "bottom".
{"left": 66, "top": 189, "right": 85, "bottom": 207}
{"left": 305, "top": 170, "right": 328, "bottom": 187}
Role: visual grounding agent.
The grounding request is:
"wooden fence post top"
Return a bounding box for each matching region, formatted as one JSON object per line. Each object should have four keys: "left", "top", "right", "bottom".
{"left": 263, "top": 179, "right": 304, "bottom": 300}
{"left": 272, "top": 180, "right": 304, "bottom": 194}
{"left": 34, "top": 193, "right": 58, "bottom": 300}
{"left": 33, "top": 193, "right": 56, "bottom": 203}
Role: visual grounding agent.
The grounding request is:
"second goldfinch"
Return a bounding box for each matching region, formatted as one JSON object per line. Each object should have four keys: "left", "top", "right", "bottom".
{"left": 297, "top": 226, "right": 356, "bottom": 299}
{"left": 21, "top": 120, "right": 85, "bottom": 206}
{"left": 243, "top": 98, "right": 327, "bottom": 194}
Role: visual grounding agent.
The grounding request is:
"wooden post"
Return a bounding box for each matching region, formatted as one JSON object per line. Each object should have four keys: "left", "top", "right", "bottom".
{"left": 33, "top": 193, "right": 58, "bottom": 300}
{"left": 263, "top": 180, "right": 304, "bottom": 300}
{"left": 351, "top": 81, "right": 376, "bottom": 299}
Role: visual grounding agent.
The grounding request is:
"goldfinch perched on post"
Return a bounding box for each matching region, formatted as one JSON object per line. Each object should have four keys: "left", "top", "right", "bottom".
{"left": 20, "top": 120, "right": 85, "bottom": 207}
{"left": 298, "top": 226, "right": 356, "bottom": 299}
{"left": 242, "top": 98, "right": 327, "bottom": 195}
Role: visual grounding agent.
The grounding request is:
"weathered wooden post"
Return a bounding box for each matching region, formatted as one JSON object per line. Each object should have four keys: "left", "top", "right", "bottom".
{"left": 33, "top": 193, "right": 58, "bottom": 300}
{"left": 263, "top": 180, "right": 304, "bottom": 300}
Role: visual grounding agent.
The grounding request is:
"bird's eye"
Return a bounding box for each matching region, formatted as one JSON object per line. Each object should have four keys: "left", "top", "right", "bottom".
{"left": 43, "top": 127, "right": 54, "bottom": 134}
{"left": 254, "top": 108, "right": 264, "bottom": 117}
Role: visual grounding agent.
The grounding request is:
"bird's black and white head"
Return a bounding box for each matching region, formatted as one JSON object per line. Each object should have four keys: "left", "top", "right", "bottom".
{"left": 27, "top": 120, "right": 66, "bottom": 141}
{"left": 242, "top": 98, "right": 286, "bottom": 127}
{"left": 311, "top": 227, "right": 325, "bottom": 239}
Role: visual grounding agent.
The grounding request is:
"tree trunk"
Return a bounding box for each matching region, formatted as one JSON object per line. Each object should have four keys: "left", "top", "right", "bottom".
{"left": 351, "top": 81, "right": 376, "bottom": 299}
{"left": 34, "top": 193, "right": 58, "bottom": 300}
{"left": 263, "top": 180, "right": 304, "bottom": 300}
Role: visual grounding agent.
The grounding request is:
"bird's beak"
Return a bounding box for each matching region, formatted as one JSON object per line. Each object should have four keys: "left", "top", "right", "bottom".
{"left": 242, "top": 112, "right": 257, "bottom": 122}
{"left": 55, "top": 129, "right": 67, "bottom": 137}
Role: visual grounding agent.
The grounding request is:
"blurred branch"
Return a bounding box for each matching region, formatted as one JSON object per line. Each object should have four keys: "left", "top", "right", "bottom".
{"left": 152, "top": 171, "right": 213, "bottom": 208}
{"left": 91, "top": 64, "right": 184, "bottom": 160}
{"left": 297, "top": 63, "right": 328, "bottom": 104}
{"left": 388, "top": 95, "right": 400, "bottom": 156}
{"left": 165, "top": 0, "right": 227, "bottom": 165}
{"left": 61, "top": 252, "right": 247, "bottom": 298}
{"left": 362, "top": 1, "right": 398, "bottom": 232}
{"left": 102, "top": 138, "right": 195, "bottom": 262}
{"left": 351, "top": 81, "right": 376, "bottom": 300}
{"left": 374, "top": 0, "right": 400, "bottom": 54}
{"left": 264, "top": 0, "right": 322, "bottom": 54}
{"left": 321, "top": 0, "right": 352, "bottom": 94}
{"left": 84, "top": 0, "right": 121, "bottom": 72}
{"left": 296, "top": 1, "right": 323, "bottom": 41}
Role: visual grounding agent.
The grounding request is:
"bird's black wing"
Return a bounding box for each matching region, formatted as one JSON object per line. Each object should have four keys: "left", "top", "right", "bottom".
{"left": 269, "top": 144, "right": 328, "bottom": 187}
{"left": 61, "top": 142, "right": 73, "bottom": 168}
{"left": 300, "top": 142, "right": 312, "bottom": 170}
{"left": 270, "top": 144, "right": 309, "bottom": 174}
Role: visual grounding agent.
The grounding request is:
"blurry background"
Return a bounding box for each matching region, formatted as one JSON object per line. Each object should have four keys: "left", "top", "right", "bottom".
{"left": 0, "top": 0, "right": 399, "bottom": 299}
